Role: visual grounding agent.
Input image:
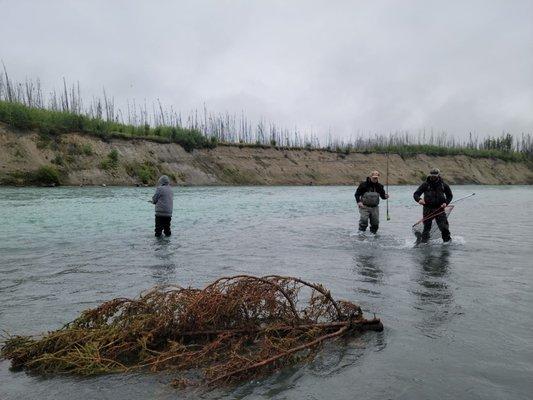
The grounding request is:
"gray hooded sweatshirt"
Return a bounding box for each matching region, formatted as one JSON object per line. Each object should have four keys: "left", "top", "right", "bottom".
{"left": 152, "top": 175, "right": 173, "bottom": 217}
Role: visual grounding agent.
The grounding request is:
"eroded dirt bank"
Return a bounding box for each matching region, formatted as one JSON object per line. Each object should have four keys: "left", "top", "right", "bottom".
{"left": 1, "top": 125, "right": 532, "bottom": 186}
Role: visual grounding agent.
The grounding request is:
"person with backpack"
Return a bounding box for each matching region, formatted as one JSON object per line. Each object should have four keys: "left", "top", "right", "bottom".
{"left": 413, "top": 168, "right": 453, "bottom": 243}
{"left": 355, "top": 170, "right": 389, "bottom": 234}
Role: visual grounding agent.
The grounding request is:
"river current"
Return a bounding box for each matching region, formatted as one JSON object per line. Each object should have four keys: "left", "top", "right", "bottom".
{"left": 0, "top": 185, "right": 532, "bottom": 399}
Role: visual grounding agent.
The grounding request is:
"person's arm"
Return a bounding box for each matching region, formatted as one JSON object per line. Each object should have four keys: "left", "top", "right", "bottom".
{"left": 444, "top": 183, "right": 453, "bottom": 205}
{"left": 413, "top": 183, "right": 426, "bottom": 203}
{"left": 354, "top": 182, "right": 365, "bottom": 203}
{"left": 378, "top": 183, "right": 388, "bottom": 199}
{"left": 152, "top": 187, "right": 161, "bottom": 204}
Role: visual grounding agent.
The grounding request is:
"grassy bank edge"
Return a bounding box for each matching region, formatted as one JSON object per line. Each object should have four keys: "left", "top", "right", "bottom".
{"left": 1, "top": 100, "right": 529, "bottom": 162}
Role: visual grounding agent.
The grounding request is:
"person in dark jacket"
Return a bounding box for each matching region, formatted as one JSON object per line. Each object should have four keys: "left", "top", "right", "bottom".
{"left": 413, "top": 168, "right": 453, "bottom": 243}
{"left": 152, "top": 175, "right": 174, "bottom": 237}
{"left": 354, "top": 170, "right": 389, "bottom": 234}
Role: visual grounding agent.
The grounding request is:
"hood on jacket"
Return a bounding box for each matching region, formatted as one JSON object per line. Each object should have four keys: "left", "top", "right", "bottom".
{"left": 158, "top": 175, "right": 170, "bottom": 186}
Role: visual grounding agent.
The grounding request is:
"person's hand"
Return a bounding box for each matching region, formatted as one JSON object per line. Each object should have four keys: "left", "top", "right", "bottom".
{"left": 418, "top": 199, "right": 425, "bottom": 205}
{"left": 358, "top": 202, "right": 364, "bottom": 208}
{"left": 385, "top": 194, "right": 390, "bottom": 199}
{"left": 441, "top": 203, "right": 447, "bottom": 208}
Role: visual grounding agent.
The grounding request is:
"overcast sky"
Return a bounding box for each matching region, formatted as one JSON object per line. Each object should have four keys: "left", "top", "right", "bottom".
{"left": 1, "top": 0, "right": 532, "bottom": 140}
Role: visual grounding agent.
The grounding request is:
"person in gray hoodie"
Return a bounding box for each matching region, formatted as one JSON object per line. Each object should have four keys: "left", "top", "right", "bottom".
{"left": 152, "top": 175, "right": 173, "bottom": 237}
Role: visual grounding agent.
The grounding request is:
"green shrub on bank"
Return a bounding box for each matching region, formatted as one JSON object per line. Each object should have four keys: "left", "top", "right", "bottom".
{"left": 100, "top": 149, "right": 119, "bottom": 170}
{"left": 51, "top": 154, "right": 64, "bottom": 166}
{"left": 0, "top": 166, "right": 62, "bottom": 186}
{"left": 108, "top": 149, "right": 119, "bottom": 163}
{"left": 136, "top": 163, "right": 157, "bottom": 184}
{"left": 124, "top": 161, "right": 159, "bottom": 184}
{"left": 33, "top": 165, "right": 61, "bottom": 185}
{"left": 81, "top": 143, "right": 93, "bottom": 155}
{"left": 0, "top": 171, "right": 27, "bottom": 186}
{"left": 0, "top": 100, "right": 211, "bottom": 152}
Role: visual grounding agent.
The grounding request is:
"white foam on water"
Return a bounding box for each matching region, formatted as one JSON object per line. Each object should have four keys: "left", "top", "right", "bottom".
{"left": 350, "top": 231, "right": 467, "bottom": 250}
{"left": 412, "top": 235, "right": 466, "bottom": 248}
{"left": 349, "top": 230, "right": 412, "bottom": 249}
{"left": 448, "top": 235, "right": 466, "bottom": 245}
{"left": 349, "top": 229, "right": 364, "bottom": 237}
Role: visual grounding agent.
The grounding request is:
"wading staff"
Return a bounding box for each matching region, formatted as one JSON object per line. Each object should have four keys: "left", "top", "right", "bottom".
{"left": 386, "top": 151, "right": 390, "bottom": 221}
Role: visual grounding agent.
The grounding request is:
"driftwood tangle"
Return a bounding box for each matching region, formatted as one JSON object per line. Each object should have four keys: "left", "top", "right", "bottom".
{"left": 1, "top": 275, "right": 383, "bottom": 387}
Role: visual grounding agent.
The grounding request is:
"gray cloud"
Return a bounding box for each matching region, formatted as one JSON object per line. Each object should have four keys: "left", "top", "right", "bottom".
{"left": 1, "top": 0, "right": 532, "bottom": 139}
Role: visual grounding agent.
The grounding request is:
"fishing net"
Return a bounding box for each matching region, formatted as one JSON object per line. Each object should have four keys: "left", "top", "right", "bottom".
{"left": 412, "top": 205, "right": 454, "bottom": 240}
{"left": 1, "top": 275, "right": 383, "bottom": 388}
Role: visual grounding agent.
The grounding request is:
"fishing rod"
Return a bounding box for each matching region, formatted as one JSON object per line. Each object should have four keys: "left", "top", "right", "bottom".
{"left": 386, "top": 152, "right": 390, "bottom": 221}
{"left": 412, "top": 192, "right": 476, "bottom": 227}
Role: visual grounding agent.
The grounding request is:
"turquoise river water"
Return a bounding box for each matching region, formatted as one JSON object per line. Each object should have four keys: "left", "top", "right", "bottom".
{"left": 0, "top": 185, "right": 532, "bottom": 399}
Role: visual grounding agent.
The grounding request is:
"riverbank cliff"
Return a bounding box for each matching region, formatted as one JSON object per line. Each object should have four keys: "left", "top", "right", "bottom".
{"left": 1, "top": 124, "right": 532, "bottom": 186}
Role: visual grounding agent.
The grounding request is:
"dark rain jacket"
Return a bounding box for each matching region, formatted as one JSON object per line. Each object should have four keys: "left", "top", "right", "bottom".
{"left": 354, "top": 178, "right": 387, "bottom": 203}
{"left": 152, "top": 175, "right": 173, "bottom": 217}
{"left": 413, "top": 177, "right": 453, "bottom": 208}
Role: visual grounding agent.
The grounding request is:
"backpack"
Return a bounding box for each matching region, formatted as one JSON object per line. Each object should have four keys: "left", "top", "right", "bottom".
{"left": 362, "top": 189, "right": 380, "bottom": 207}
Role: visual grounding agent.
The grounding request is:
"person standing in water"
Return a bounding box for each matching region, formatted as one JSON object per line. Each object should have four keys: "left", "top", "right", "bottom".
{"left": 355, "top": 170, "right": 389, "bottom": 234}
{"left": 152, "top": 175, "right": 173, "bottom": 237}
{"left": 413, "top": 168, "right": 453, "bottom": 243}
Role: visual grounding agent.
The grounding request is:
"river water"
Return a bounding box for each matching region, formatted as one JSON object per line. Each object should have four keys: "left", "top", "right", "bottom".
{"left": 0, "top": 185, "right": 532, "bottom": 399}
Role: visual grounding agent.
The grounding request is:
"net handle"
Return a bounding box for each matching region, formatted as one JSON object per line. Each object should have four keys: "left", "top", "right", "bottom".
{"left": 412, "top": 205, "right": 454, "bottom": 227}
{"left": 412, "top": 192, "right": 475, "bottom": 227}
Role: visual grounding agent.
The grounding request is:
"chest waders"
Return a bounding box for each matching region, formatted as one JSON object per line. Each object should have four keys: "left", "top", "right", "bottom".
{"left": 359, "top": 187, "right": 380, "bottom": 234}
